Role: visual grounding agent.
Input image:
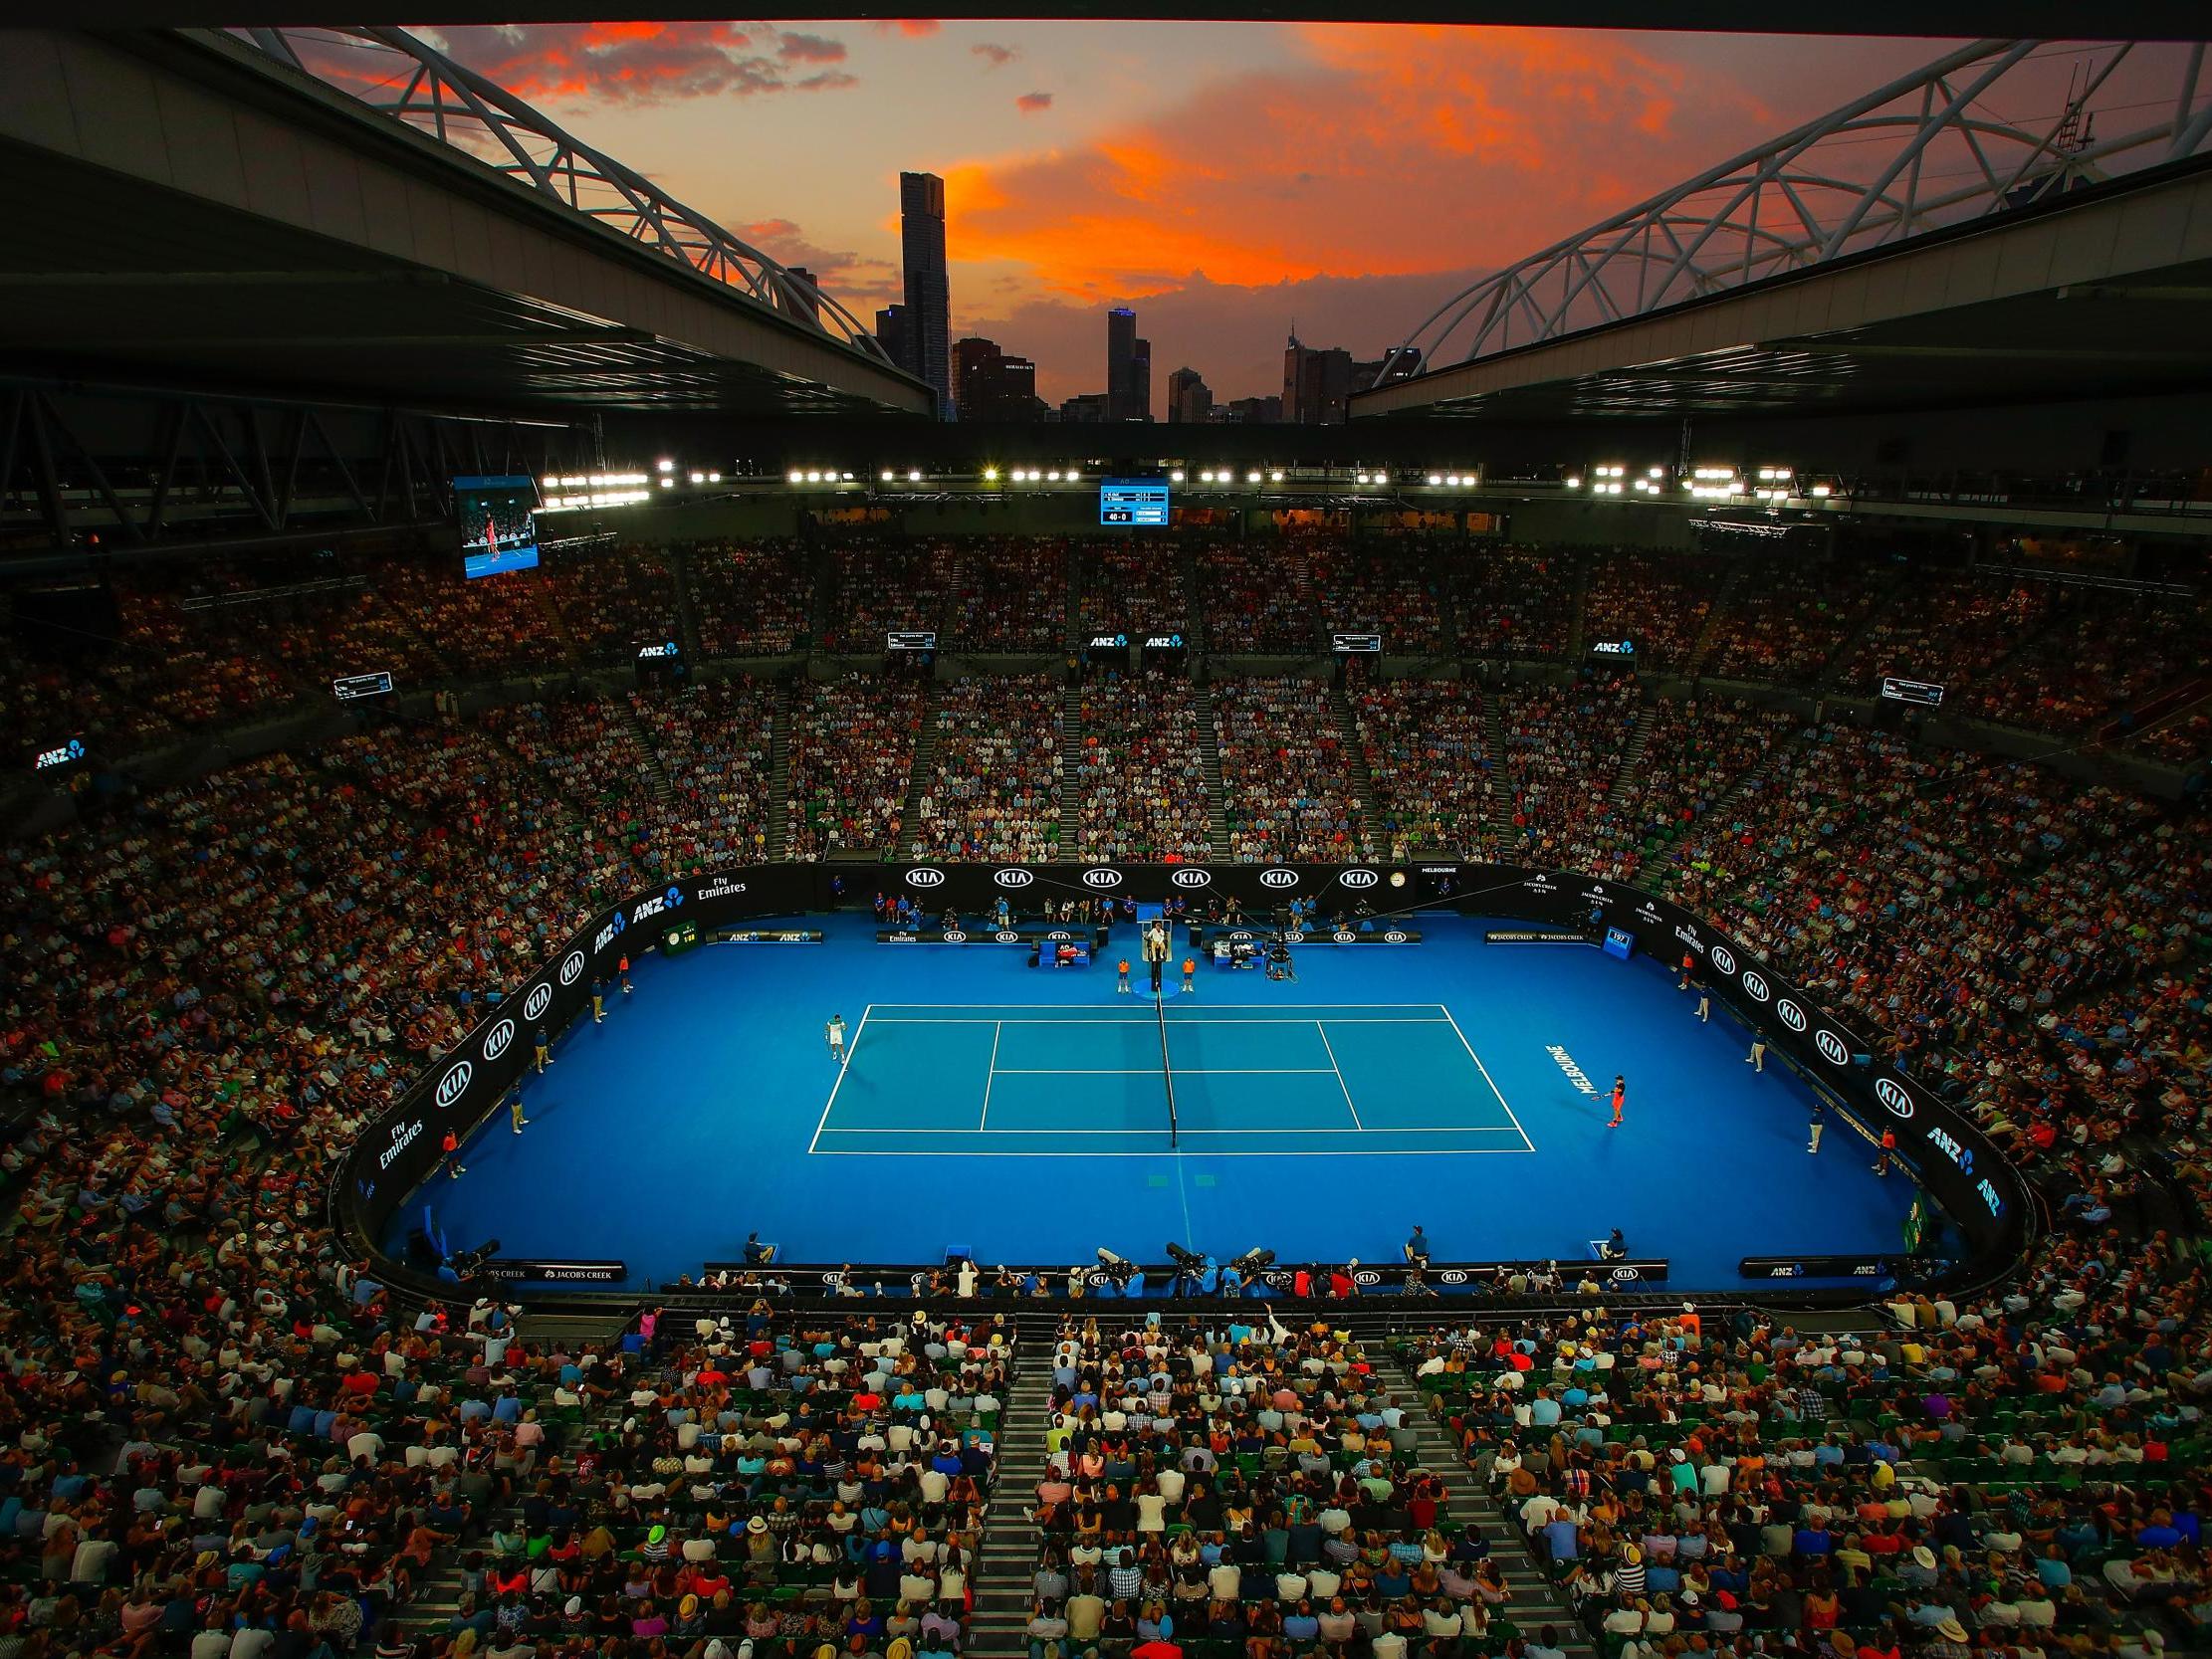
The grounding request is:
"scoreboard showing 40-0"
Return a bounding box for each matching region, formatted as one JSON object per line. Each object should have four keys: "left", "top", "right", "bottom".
{"left": 1099, "top": 477, "right": 1170, "bottom": 526}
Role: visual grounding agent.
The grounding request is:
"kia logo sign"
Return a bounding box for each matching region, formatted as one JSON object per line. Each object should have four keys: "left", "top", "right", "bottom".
{"left": 559, "top": 950, "right": 585, "bottom": 986}
{"left": 1352, "top": 1270, "right": 1381, "bottom": 1287}
{"left": 943, "top": 930, "right": 968, "bottom": 943}
{"left": 1258, "top": 868, "right": 1299, "bottom": 889}
{"left": 1610, "top": 1265, "right": 1643, "bottom": 1282}
{"left": 1081, "top": 868, "right": 1124, "bottom": 889}
{"left": 906, "top": 867, "right": 947, "bottom": 889}
{"left": 524, "top": 983, "right": 553, "bottom": 1022}
{"left": 1332, "top": 931, "right": 1357, "bottom": 943}
{"left": 1777, "top": 998, "right": 1808, "bottom": 1032}
{"left": 1170, "top": 869, "right": 1212, "bottom": 888}
{"left": 1436, "top": 1270, "right": 1468, "bottom": 1286}
{"left": 1340, "top": 869, "right": 1379, "bottom": 889}
{"left": 995, "top": 931, "right": 1019, "bottom": 943}
{"left": 1875, "top": 1078, "right": 1915, "bottom": 1119}
{"left": 993, "top": 869, "right": 1033, "bottom": 889}
{"left": 1710, "top": 944, "right": 1737, "bottom": 976}
{"left": 1383, "top": 931, "right": 1409, "bottom": 943}
{"left": 1739, "top": 970, "right": 1771, "bottom": 1002}
{"left": 435, "top": 1061, "right": 474, "bottom": 1110}
{"left": 1815, "top": 1030, "right": 1849, "bottom": 1066}
{"left": 482, "top": 1019, "right": 516, "bottom": 1062}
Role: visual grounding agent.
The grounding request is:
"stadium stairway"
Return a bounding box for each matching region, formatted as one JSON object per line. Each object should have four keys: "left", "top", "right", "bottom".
{"left": 1817, "top": 563, "right": 1914, "bottom": 688}
{"left": 1682, "top": 557, "right": 1744, "bottom": 680}
{"left": 1329, "top": 683, "right": 1389, "bottom": 856}
{"left": 622, "top": 695, "right": 679, "bottom": 808}
{"left": 1565, "top": 553, "right": 1591, "bottom": 656}
{"left": 1635, "top": 724, "right": 1807, "bottom": 890}
{"left": 1481, "top": 688, "right": 1508, "bottom": 835}
{"left": 767, "top": 682, "right": 793, "bottom": 858}
{"left": 1059, "top": 684, "right": 1085, "bottom": 851}
{"left": 966, "top": 1367, "right": 1055, "bottom": 1659}
{"left": 1611, "top": 698, "right": 1659, "bottom": 802}
{"left": 1393, "top": 1362, "right": 1598, "bottom": 1659}
{"left": 670, "top": 545, "right": 705, "bottom": 661}
{"left": 892, "top": 681, "right": 943, "bottom": 858}
{"left": 1196, "top": 685, "right": 1234, "bottom": 855}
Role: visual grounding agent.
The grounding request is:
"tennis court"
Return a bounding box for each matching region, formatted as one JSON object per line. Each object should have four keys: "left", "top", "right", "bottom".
{"left": 809, "top": 1002, "right": 1533, "bottom": 1156}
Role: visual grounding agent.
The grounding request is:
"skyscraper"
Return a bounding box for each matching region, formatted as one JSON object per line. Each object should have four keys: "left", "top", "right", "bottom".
{"left": 899, "top": 171, "right": 952, "bottom": 416}
{"left": 874, "top": 304, "right": 910, "bottom": 374}
{"left": 778, "top": 266, "right": 820, "bottom": 328}
{"left": 1166, "top": 367, "right": 1212, "bottom": 424}
{"left": 1282, "top": 331, "right": 1355, "bottom": 424}
{"left": 1105, "top": 307, "right": 1151, "bottom": 423}
{"left": 952, "top": 335, "right": 1042, "bottom": 422}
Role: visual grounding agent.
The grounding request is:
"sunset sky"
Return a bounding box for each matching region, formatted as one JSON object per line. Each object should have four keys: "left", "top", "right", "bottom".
{"left": 358, "top": 24, "right": 2165, "bottom": 410}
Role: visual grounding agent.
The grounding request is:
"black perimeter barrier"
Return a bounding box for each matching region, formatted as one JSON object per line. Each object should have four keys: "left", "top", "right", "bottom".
{"left": 335, "top": 858, "right": 2029, "bottom": 1307}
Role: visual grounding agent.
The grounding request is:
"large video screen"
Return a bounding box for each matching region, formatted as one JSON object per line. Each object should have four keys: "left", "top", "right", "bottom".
{"left": 456, "top": 476, "right": 541, "bottom": 578}
{"left": 1100, "top": 477, "right": 1170, "bottom": 527}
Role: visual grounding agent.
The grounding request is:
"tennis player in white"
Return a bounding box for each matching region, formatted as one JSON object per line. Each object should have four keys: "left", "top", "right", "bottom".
{"left": 825, "top": 1013, "right": 847, "bottom": 1066}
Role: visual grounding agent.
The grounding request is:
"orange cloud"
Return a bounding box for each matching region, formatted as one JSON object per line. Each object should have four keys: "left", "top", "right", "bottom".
{"left": 400, "top": 22, "right": 860, "bottom": 105}
{"left": 872, "top": 19, "right": 941, "bottom": 35}
{"left": 1016, "top": 92, "right": 1054, "bottom": 114}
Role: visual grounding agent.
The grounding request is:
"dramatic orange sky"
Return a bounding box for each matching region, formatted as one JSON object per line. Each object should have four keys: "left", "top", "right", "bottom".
{"left": 376, "top": 22, "right": 2154, "bottom": 409}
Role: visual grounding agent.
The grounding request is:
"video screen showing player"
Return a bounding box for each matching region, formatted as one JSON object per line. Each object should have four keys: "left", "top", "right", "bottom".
{"left": 455, "top": 476, "right": 541, "bottom": 578}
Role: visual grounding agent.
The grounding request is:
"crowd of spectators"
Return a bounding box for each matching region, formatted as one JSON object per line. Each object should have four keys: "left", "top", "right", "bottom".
{"left": 1085, "top": 545, "right": 1190, "bottom": 641}
{"left": 1969, "top": 591, "right": 2212, "bottom": 732}
{"left": 1312, "top": 549, "right": 1453, "bottom": 656}
{"left": 1074, "top": 672, "right": 1214, "bottom": 862}
{"left": 105, "top": 563, "right": 304, "bottom": 726}
{"left": 906, "top": 674, "right": 1063, "bottom": 862}
{"left": 786, "top": 675, "right": 926, "bottom": 859}
{"left": 1455, "top": 550, "right": 1581, "bottom": 662}
{"left": 825, "top": 547, "right": 956, "bottom": 654}
{"left": 1704, "top": 561, "right": 1889, "bottom": 687}
{"left": 1613, "top": 698, "right": 1799, "bottom": 880}
{"left": 1581, "top": 554, "right": 1716, "bottom": 672}
{"left": 1833, "top": 576, "right": 2052, "bottom": 705}
{"left": 1353, "top": 680, "right": 1496, "bottom": 860}
{"left": 1200, "top": 549, "right": 1320, "bottom": 654}
{"left": 630, "top": 679, "right": 775, "bottom": 869}
{"left": 537, "top": 550, "right": 681, "bottom": 667}
{"left": 1494, "top": 673, "right": 1645, "bottom": 879}
{"left": 688, "top": 540, "right": 812, "bottom": 657}
{"left": 949, "top": 543, "right": 1068, "bottom": 653}
{"left": 370, "top": 557, "right": 571, "bottom": 679}
{"left": 1212, "top": 677, "right": 1372, "bottom": 862}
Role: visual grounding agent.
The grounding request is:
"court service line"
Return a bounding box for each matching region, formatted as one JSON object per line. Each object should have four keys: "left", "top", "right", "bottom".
{"left": 979, "top": 1020, "right": 1001, "bottom": 1132}
{"left": 990, "top": 1066, "right": 1338, "bottom": 1075}
{"left": 1313, "top": 1021, "right": 1364, "bottom": 1132}
{"left": 814, "top": 1124, "right": 1529, "bottom": 1136}
{"left": 868, "top": 1016, "right": 1449, "bottom": 1026}
{"left": 806, "top": 1003, "right": 874, "bottom": 1154}
{"left": 811, "top": 1145, "right": 1532, "bottom": 1158}
{"left": 1439, "top": 1006, "right": 1538, "bottom": 1153}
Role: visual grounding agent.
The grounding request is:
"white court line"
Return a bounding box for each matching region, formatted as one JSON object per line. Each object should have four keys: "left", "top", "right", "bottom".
{"left": 869, "top": 1016, "right": 1448, "bottom": 1025}
{"left": 868, "top": 1002, "right": 1446, "bottom": 1009}
{"left": 806, "top": 1003, "right": 873, "bottom": 1154}
{"left": 992, "top": 1066, "right": 1339, "bottom": 1075}
{"left": 815, "top": 1124, "right": 1528, "bottom": 1136}
{"left": 1440, "top": 1006, "right": 1537, "bottom": 1152}
{"left": 1313, "top": 1021, "right": 1364, "bottom": 1132}
{"left": 979, "top": 1020, "right": 1001, "bottom": 1131}
{"left": 812, "top": 1145, "right": 1532, "bottom": 1158}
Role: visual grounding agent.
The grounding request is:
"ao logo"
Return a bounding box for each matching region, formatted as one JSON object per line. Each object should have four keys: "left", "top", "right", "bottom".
{"left": 1876, "top": 1078, "right": 1915, "bottom": 1119}
{"left": 1383, "top": 931, "right": 1409, "bottom": 943}
{"left": 1777, "top": 998, "right": 1808, "bottom": 1032}
{"left": 1340, "top": 869, "right": 1380, "bottom": 889}
{"left": 559, "top": 950, "right": 586, "bottom": 986}
{"left": 435, "top": 1060, "right": 474, "bottom": 1110}
{"left": 1815, "top": 1030, "right": 1849, "bottom": 1066}
{"left": 1710, "top": 944, "right": 1737, "bottom": 976}
{"left": 906, "top": 867, "right": 947, "bottom": 889}
{"left": 482, "top": 1018, "right": 516, "bottom": 1062}
{"left": 1081, "top": 868, "right": 1124, "bottom": 889}
{"left": 524, "top": 983, "right": 553, "bottom": 1022}
{"left": 994, "top": 869, "right": 1034, "bottom": 889}
{"left": 1740, "top": 970, "right": 1771, "bottom": 1003}
{"left": 1258, "top": 868, "right": 1299, "bottom": 889}
{"left": 1171, "top": 869, "right": 1212, "bottom": 888}
{"left": 943, "top": 930, "right": 968, "bottom": 943}
{"left": 994, "top": 931, "right": 1019, "bottom": 943}
{"left": 1332, "top": 931, "right": 1357, "bottom": 943}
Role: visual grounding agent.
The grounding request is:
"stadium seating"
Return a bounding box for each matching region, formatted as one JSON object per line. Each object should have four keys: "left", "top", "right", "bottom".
{"left": 906, "top": 673, "right": 1063, "bottom": 862}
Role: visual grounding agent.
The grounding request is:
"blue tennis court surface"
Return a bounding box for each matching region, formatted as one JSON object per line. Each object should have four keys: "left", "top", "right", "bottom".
{"left": 404, "top": 912, "right": 1917, "bottom": 1290}
{"left": 813, "top": 1004, "right": 1532, "bottom": 1156}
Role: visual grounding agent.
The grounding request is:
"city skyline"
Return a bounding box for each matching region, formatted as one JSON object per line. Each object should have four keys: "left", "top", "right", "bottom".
{"left": 381, "top": 22, "right": 2159, "bottom": 407}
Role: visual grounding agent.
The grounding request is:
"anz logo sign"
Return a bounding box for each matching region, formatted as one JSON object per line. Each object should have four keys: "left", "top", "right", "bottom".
{"left": 435, "top": 1061, "right": 474, "bottom": 1111}
{"left": 1925, "top": 1124, "right": 1974, "bottom": 1175}
{"left": 1875, "top": 1078, "right": 1915, "bottom": 1120}
{"left": 1171, "top": 869, "right": 1213, "bottom": 888}
{"left": 1340, "top": 869, "right": 1380, "bottom": 890}
{"left": 1082, "top": 868, "right": 1125, "bottom": 889}
{"left": 1709, "top": 944, "right": 1737, "bottom": 976}
{"left": 558, "top": 950, "right": 586, "bottom": 986}
{"left": 1739, "top": 970, "right": 1772, "bottom": 1003}
{"left": 627, "top": 887, "right": 685, "bottom": 926}
{"left": 482, "top": 1019, "right": 516, "bottom": 1062}
{"left": 524, "top": 983, "right": 553, "bottom": 1022}
{"left": 1777, "top": 998, "right": 1809, "bottom": 1032}
{"left": 993, "top": 869, "right": 1034, "bottom": 889}
{"left": 1815, "top": 1030, "right": 1849, "bottom": 1066}
{"left": 906, "top": 867, "right": 947, "bottom": 889}
{"left": 1258, "top": 868, "right": 1299, "bottom": 889}
{"left": 593, "top": 912, "right": 626, "bottom": 951}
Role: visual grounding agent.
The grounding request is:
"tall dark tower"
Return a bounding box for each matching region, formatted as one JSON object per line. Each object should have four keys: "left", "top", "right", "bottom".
{"left": 1107, "top": 307, "right": 1147, "bottom": 423}
{"left": 899, "top": 171, "right": 952, "bottom": 417}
